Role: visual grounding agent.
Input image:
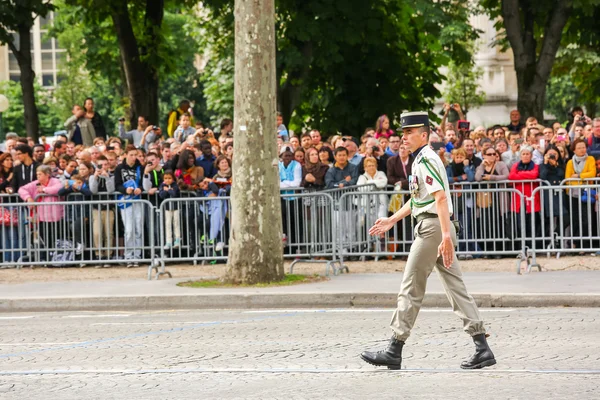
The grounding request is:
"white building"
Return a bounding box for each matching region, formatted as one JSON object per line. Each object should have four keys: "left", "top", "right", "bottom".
{"left": 435, "top": 14, "right": 519, "bottom": 127}
{"left": 0, "top": 11, "right": 65, "bottom": 88}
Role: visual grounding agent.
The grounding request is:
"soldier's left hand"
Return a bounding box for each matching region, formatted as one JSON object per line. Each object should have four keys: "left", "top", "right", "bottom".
{"left": 438, "top": 235, "right": 454, "bottom": 269}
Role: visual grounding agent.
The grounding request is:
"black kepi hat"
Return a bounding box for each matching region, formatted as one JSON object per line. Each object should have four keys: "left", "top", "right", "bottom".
{"left": 400, "top": 111, "right": 429, "bottom": 129}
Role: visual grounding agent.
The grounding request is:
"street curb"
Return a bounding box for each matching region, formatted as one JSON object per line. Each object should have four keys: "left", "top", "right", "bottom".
{"left": 1, "top": 292, "right": 599, "bottom": 312}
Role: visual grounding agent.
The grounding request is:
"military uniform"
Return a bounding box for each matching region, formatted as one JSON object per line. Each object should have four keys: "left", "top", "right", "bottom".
{"left": 390, "top": 143, "right": 485, "bottom": 340}
{"left": 361, "top": 112, "right": 495, "bottom": 370}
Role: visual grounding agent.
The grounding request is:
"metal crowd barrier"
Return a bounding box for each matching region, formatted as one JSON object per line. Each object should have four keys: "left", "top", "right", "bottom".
{"left": 337, "top": 187, "right": 530, "bottom": 273}
{"left": 529, "top": 183, "right": 600, "bottom": 269}
{"left": 2, "top": 180, "right": 598, "bottom": 278}
{"left": 0, "top": 195, "right": 156, "bottom": 269}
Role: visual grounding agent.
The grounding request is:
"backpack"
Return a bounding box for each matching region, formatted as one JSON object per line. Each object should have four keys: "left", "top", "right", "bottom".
{"left": 117, "top": 166, "right": 142, "bottom": 209}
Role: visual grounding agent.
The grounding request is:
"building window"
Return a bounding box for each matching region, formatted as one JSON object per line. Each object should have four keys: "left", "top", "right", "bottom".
{"left": 6, "top": 11, "right": 65, "bottom": 87}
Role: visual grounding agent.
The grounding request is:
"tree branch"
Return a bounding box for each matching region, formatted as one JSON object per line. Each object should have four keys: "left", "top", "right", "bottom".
{"left": 501, "top": 0, "right": 526, "bottom": 69}
{"left": 535, "top": 0, "right": 573, "bottom": 82}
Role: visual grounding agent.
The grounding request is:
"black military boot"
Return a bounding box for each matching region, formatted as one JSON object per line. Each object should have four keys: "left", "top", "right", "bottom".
{"left": 360, "top": 336, "right": 404, "bottom": 370}
{"left": 460, "top": 333, "right": 496, "bottom": 369}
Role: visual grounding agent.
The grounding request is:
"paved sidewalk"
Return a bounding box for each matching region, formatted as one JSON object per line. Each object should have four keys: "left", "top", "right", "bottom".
{"left": 1, "top": 271, "right": 599, "bottom": 312}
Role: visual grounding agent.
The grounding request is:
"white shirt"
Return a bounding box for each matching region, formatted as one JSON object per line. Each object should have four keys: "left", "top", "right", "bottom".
{"left": 409, "top": 145, "right": 454, "bottom": 217}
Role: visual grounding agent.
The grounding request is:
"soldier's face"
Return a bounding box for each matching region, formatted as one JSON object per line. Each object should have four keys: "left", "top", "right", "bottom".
{"left": 402, "top": 127, "right": 427, "bottom": 152}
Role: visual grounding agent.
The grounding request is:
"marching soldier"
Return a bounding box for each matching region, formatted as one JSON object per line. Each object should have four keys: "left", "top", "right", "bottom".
{"left": 360, "top": 111, "right": 496, "bottom": 370}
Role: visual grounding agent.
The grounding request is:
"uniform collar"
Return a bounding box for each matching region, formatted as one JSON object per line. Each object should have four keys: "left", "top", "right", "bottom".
{"left": 411, "top": 145, "right": 427, "bottom": 158}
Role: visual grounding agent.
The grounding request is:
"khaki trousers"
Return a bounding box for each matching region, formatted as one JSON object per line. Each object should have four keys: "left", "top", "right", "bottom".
{"left": 390, "top": 217, "right": 485, "bottom": 341}
{"left": 92, "top": 209, "right": 114, "bottom": 258}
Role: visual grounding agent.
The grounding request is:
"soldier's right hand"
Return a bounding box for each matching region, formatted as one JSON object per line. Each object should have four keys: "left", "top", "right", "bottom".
{"left": 369, "top": 217, "right": 393, "bottom": 236}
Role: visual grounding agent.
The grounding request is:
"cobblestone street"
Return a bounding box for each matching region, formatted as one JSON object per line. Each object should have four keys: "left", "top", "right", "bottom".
{"left": 0, "top": 308, "right": 598, "bottom": 399}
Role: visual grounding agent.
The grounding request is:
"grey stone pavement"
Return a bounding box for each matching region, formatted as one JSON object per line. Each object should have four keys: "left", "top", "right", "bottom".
{"left": 1, "top": 271, "right": 600, "bottom": 311}
{"left": 0, "top": 308, "right": 598, "bottom": 399}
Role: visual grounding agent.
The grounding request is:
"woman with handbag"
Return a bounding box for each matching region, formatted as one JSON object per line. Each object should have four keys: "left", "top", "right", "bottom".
{"left": 475, "top": 148, "right": 509, "bottom": 255}
{"left": 0, "top": 153, "right": 18, "bottom": 264}
{"left": 564, "top": 139, "right": 597, "bottom": 251}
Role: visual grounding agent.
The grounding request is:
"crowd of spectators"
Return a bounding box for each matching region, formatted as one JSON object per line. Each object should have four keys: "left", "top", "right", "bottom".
{"left": 1, "top": 99, "right": 599, "bottom": 267}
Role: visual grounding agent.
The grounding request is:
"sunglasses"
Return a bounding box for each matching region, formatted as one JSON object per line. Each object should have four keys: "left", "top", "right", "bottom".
{"left": 485, "top": 152, "right": 496, "bottom": 156}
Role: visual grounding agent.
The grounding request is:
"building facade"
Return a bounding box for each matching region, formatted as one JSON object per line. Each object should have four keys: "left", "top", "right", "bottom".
{"left": 0, "top": 11, "right": 65, "bottom": 88}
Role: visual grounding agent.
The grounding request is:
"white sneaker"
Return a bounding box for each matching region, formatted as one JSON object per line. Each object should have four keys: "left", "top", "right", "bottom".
{"left": 164, "top": 243, "right": 172, "bottom": 250}
{"left": 215, "top": 241, "right": 225, "bottom": 252}
{"left": 173, "top": 238, "right": 181, "bottom": 247}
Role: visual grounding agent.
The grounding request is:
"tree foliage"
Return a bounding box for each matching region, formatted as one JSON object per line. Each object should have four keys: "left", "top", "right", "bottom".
{"left": 51, "top": 0, "right": 206, "bottom": 132}
{"left": 0, "top": 0, "right": 56, "bottom": 139}
{"left": 0, "top": 81, "right": 62, "bottom": 137}
{"left": 480, "top": 0, "right": 600, "bottom": 121}
{"left": 201, "top": 0, "right": 479, "bottom": 135}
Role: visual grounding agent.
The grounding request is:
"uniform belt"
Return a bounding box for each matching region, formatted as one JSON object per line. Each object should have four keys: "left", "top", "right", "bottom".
{"left": 414, "top": 212, "right": 438, "bottom": 223}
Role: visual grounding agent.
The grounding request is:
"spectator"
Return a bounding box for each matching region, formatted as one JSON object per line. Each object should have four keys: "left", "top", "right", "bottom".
{"left": 93, "top": 137, "right": 106, "bottom": 152}
{"left": 491, "top": 125, "right": 506, "bottom": 143}
{"left": 66, "top": 141, "right": 76, "bottom": 157}
{"left": 461, "top": 138, "right": 481, "bottom": 169}
{"left": 358, "top": 137, "right": 388, "bottom": 175}
{"left": 289, "top": 136, "right": 300, "bottom": 151}
{"left": 159, "top": 172, "right": 182, "bottom": 249}
{"left": 475, "top": 137, "right": 493, "bottom": 160}
{"left": 65, "top": 104, "right": 96, "bottom": 146}
{"left": 387, "top": 143, "right": 413, "bottom": 190}
{"left": 0, "top": 133, "right": 18, "bottom": 154}
{"left": 277, "top": 112, "right": 289, "bottom": 142}
{"left": 343, "top": 138, "right": 363, "bottom": 166}
{"left": 32, "top": 144, "right": 46, "bottom": 164}
{"left": 589, "top": 118, "right": 600, "bottom": 157}
{"left": 219, "top": 118, "right": 233, "bottom": 138}
{"left": 119, "top": 116, "right": 156, "bottom": 149}
{"left": 309, "top": 129, "right": 322, "bottom": 149}
{"left": 0, "top": 152, "right": 17, "bottom": 263}
{"left": 357, "top": 156, "right": 388, "bottom": 252}
{"left": 526, "top": 116, "right": 538, "bottom": 129}
{"left": 294, "top": 148, "right": 305, "bottom": 166}
{"left": 565, "top": 139, "right": 597, "bottom": 250}
{"left": 114, "top": 145, "right": 145, "bottom": 267}
{"left": 301, "top": 147, "right": 328, "bottom": 190}
{"left": 59, "top": 162, "right": 93, "bottom": 256}
{"left": 300, "top": 133, "right": 312, "bottom": 152}
{"left": 325, "top": 147, "right": 358, "bottom": 189}
{"left": 18, "top": 165, "right": 64, "bottom": 261}
{"left": 508, "top": 145, "right": 541, "bottom": 248}
{"left": 212, "top": 155, "right": 232, "bottom": 194}
{"left": 174, "top": 113, "right": 195, "bottom": 144}
{"left": 440, "top": 103, "right": 465, "bottom": 132}
{"left": 447, "top": 147, "right": 477, "bottom": 259}
{"left": 224, "top": 143, "right": 234, "bottom": 160}
{"left": 89, "top": 155, "right": 116, "bottom": 265}
{"left": 385, "top": 134, "right": 401, "bottom": 157}
{"left": 539, "top": 145, "right": 567, "bottom": 238}
{"left": 167, "top": 100, "right": 193, "bottom": 138}
{"left": 374, "top": 115, "right": 394, "bottom": 139}
{"left": 175, "top": 149, "right": 204, "bottom": 191}
{"left": 279, "top": 145, "right": 302, "bottom": 247}
{"left": 84, "top": 98, "right": 107, "bottom": 140}
{"left": 195, "top": 140, "right": 217, "bottom": 179}
{"left": 0, "top": 153, "right": 13, "bottom": 193}
{"left": 506, "top": 109, "right": 524, "bottom": 132}
{"left": 10, "top": 144, "right": 40, "bottom": 195}
{"left": 318, "top": 146, "right": 334, "bottom": 168}
{"left": 475, "top": 148, "right": 509, "bottom": 182}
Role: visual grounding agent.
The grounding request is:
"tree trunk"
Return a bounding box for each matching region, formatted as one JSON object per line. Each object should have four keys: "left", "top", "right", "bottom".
{"left": 8, "top": 26, "right": 40, "bottom": 141}
{"left": 501, "top": 0, "right": 572, "bottom": 123}
{"left": 110, "top": 1, "right": 162, "bottom": 126}
{"left": 224, "top": 0, "right": 284, "bottom": 284}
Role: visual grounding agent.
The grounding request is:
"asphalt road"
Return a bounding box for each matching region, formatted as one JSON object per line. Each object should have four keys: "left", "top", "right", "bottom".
{"left": 0, "top": 308, "right": 598, "bottom": 399}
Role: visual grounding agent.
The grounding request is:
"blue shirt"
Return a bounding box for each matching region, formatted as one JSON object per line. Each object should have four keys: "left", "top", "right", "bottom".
{"left": 195, "top": 154, "right": 217, "bottom": 178}
{"left": 349, "top": 153, "right": 364, "bottom": 166}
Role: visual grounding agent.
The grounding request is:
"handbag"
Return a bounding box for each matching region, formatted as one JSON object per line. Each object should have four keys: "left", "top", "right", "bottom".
{"left": 476, "top": 191, "right": 493, "bottom": 208}
{"left": 1, "top": 207, "right": 18, "bottom": 227}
